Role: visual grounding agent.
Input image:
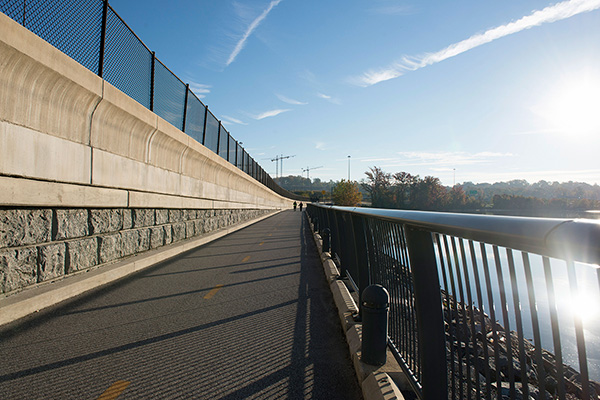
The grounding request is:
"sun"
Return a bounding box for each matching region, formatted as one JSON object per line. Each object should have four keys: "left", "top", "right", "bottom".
{"left": 565, "top": 289, "right": 600, "bottom": 325}
{"left": 534, "top": 74, "right": 600, "bottom": 137}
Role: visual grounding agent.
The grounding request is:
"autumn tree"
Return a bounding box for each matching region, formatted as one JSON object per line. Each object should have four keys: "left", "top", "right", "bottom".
{"left": 392, "top": 171, "right": 419, "bottom": 208}
{"left": 362, "top": 167, "right": 393, "bottom": 207}
{"left": 412, "top": 176, "right": 448, "bottom": 210}
{"left": 447, "top": 185, "right": 467, "bottom": 209}
{"left": 332, "top": 180, "right": 362, "bottom": 206}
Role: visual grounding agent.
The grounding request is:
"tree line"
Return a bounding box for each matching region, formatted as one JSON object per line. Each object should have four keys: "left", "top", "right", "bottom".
{"left": 361, "top": 167, "right": 600, "bottom": 212}
{"left": 275, "top": 169, "right": 600, "bottom": 211}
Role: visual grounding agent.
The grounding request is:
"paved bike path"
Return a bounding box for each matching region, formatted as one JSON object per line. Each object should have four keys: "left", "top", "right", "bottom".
{"left": 0, "top": 210, "right": 362, "bottom": 399}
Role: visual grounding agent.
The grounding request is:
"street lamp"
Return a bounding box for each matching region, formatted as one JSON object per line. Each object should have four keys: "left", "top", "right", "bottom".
{"left": 348, "top": 155, "right": 351, "bottom": 181}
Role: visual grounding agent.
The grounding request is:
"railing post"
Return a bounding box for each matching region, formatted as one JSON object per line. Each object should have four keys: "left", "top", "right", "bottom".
{"left": 332, "top": 210, "right": 344, "bottom": 272}
{"left": 322, "top": 228, "right": 331, "bottom": 253}
{"left": 98, "top": 0, "right": 108, "bottom": 77}
{"left": 341, "top": 212, "right": 360, "bottom": 284}
{"left": 404, "top": 226, "right": 447, "bottom": 400}
{"left": 351, "top": 214, "right": 370, "bottom": 319}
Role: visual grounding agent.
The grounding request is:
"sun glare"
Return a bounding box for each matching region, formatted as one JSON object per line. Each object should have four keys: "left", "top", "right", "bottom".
{"left": 535, "top": 75, "right": 600, "bottom": 137}
{"left": 565, "top": 290, "right": 600, "bottom": 325}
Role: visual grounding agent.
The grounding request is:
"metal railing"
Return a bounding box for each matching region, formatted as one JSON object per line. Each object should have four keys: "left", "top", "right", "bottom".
{"left": 307, "top": 204, "right": 600, "bottom": 400}
{"left": 0, "top": 0, "right": 304, "bottom": 201}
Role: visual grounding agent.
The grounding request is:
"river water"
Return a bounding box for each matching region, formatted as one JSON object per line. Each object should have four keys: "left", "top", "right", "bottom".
{"left": 433, "top": 227, "right": 600, "bottom": 383}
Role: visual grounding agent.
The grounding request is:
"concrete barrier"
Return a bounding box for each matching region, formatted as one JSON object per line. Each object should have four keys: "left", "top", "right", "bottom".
{"left": 0, "top": 11, "right": 291, "bottom": 210}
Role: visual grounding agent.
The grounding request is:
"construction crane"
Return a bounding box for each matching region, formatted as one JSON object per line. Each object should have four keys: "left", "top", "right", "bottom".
{"left": 302, "top": 166, "right": 323, "bottom": 180}
{"left": 271, "top": 154, "right": 295, "bottom": 178}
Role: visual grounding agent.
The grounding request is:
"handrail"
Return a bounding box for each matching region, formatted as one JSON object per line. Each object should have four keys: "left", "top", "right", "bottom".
{"left": 315, "top": 205, "right": 600, "bottom": 264}
{"left": 307, "top": 203, "right": 600, "bottom": 400}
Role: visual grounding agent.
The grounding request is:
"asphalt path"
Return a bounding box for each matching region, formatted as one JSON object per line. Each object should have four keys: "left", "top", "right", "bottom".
{"left": 0, "top": 210, "right": 362, "bottom": 399}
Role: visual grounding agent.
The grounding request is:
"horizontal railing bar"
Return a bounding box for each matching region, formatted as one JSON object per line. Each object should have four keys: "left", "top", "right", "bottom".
{"left": 311, "top": 205, "right": 600, "bottom": 265}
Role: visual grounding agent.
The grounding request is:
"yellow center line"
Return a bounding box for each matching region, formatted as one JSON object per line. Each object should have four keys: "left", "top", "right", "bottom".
{"left": 204, "top": 284, "right": 224, "bottom": 300}
{"left": 97, "top": 380, "right": 130, "bottom": 400}
{"left": 242, "top": 255, "right": 251, "bottom": 262}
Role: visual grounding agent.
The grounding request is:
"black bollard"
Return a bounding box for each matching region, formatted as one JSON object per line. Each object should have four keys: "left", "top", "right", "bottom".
{"left": 322, "top": 228, "right": 331, "bottom": 253}
{"left": 361, "top": 284, "right": 389, "bottom": 366}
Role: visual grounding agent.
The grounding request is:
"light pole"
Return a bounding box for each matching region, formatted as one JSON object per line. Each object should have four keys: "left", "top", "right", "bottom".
{"left": 348, "top": 155, "right": 351, "bottom": 181}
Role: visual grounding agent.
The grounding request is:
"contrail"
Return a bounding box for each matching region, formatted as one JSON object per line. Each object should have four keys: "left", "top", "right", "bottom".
{"left": 227, "top": 0, "right": 282, "bottom": 67}
{"left": 354, "top": 0, "right": 600, "bottom": 86}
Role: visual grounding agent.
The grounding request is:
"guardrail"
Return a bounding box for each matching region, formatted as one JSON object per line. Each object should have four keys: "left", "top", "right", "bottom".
{"left": 307, "top": 203, "right": 600, "bottom": 400}
{"left": 0, "top": 0, "right": 305, "bottom": 201}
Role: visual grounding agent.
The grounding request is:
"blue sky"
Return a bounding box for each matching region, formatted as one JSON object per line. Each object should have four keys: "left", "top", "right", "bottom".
{"left": 109, "top": 0, "right": 600, "bottom": 186}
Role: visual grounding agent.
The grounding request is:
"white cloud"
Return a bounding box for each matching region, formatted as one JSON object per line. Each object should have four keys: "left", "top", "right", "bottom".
{"left": 459, "top": 169, "right": 600, "bottom": 184}
{"left": 359, "top": 151, "right": 513, "bottom": 169}
{"left": 352, "top": 0, "right": 600, "bottom": 86}
{"left": 317, "top": 92, "right": 342, "bottom": 105}
{"left": 227, "top": 0, "right": 283, "bottom": 67}
{"left": 393, "top": 151, "right": 513, "bottom": 166}
{"left": 276, "top": 94, "right": 308, "bottom": 105}
{"left": 509, "top": 128, "right": 562, "bottom": 136}
{"left": 359, "top": 157, "right": 399, "bottom": 163}
{"left": 251, "top": 108, "right": 291, "bottom": 120}
{"left": 315, "top": 142, "right": 327, "bottom": 150}
{"left": 188, "top": 81, "right": 211, "bottom": 98}
{"left": 221, "top": 115, "right": 248, "bottom": 125}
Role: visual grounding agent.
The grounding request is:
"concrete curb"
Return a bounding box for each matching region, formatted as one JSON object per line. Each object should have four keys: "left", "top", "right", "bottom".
{"left": 0, "top": 210, "right": 282, "bottom": 328}
{"left": 306, "top": 216, "right": 409, "bottom": 400}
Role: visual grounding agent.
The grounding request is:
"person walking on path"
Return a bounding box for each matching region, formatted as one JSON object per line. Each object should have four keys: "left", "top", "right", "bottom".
{"left": 299, "top": 202, "right": 303, "bottom": 212}
{"left": 293, "top": 201, "right": 297, "bottom": 211}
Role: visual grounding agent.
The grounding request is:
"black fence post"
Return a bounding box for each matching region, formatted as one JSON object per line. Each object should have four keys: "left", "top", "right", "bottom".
{"left": 150, "top": 51, "right": 156, "bottom": 111}
{"left": 235, "top": 142, "right": 239, "bottom": 168}
{"left": 201, "top": 106, "right": 208, "bottom": 146}
{"left": 226, "top": 134, "right": 230, "bottom": 162}
{"left": 98, "top": 0, "right": 108, "bottom": 77}
{"left": 182, "top": 83, "right": 189, "bottom": 132}
{"left": 216, "top": 122, "right": 221, "bottom": 155}
{"left": 404, "top": 226, "right": 447, "bottom": 400}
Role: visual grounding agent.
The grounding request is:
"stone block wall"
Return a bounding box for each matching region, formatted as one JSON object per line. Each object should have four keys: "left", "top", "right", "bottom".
{"left": 0, "top": 207, "right": 271, "bottom": 294}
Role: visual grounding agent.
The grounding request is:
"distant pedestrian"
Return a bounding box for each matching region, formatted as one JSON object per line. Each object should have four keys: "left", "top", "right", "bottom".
{"left": 293, "top": 201, "right": 297, "bottom": 211}
{"left": 299, "top": 202, "right": 303, "bottom": 211}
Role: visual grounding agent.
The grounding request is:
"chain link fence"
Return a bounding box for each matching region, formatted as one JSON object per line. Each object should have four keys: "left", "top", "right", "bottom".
{"left": 0, "top": 0, "right": 304, "bottom": 201}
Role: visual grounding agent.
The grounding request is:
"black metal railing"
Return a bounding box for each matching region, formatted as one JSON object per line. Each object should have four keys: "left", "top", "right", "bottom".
{"left": 307, "top": 204, "right": 600, "bottom": 400}
{"left": 0, "top": 0, "right": 304, "bottom": 201}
